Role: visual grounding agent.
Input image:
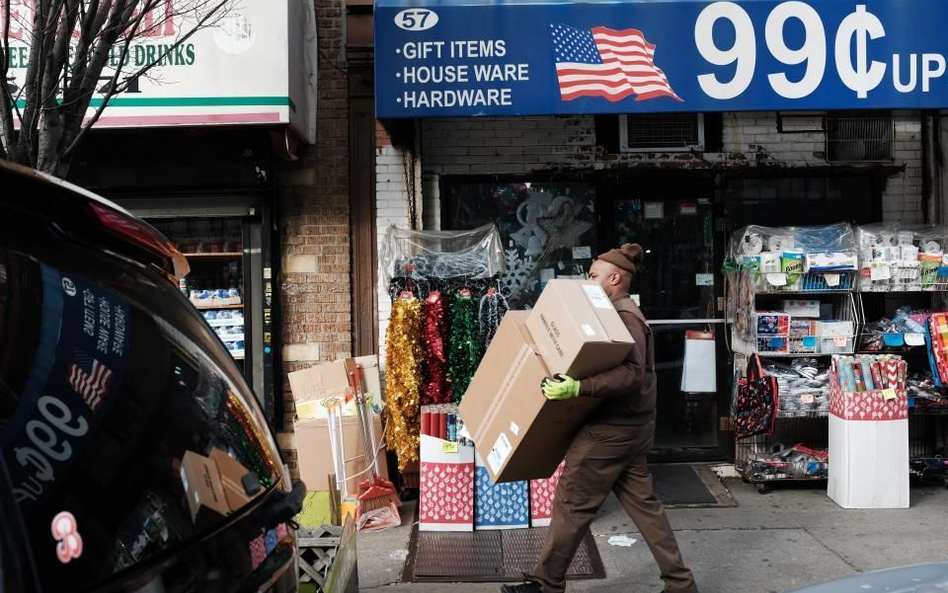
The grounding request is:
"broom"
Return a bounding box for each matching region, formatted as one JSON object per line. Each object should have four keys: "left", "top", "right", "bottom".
{"left": 345, "top": 358, "right": 399, "bottom": 514}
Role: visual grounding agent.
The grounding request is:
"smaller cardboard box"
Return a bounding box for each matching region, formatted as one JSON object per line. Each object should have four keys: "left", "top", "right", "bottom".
{"left": 460, "top": 311, "right": 599, "bottom": 483}
{"left": 294, "top": 413, "right": 387, "bottom": 494}
{"left": 180, "top": 450, "right": 230, "bottom": 526}
{"left": 419, "top": 435, "right": 475, "bottom": 532}
{"left": 525, "top": 280, "right": 634, "bottom": 379}
{"left": 210, "top": 448, "right": 263, "bottom": 513}
{"left": 288, "top": 356, "right": 382, "bottom": 420}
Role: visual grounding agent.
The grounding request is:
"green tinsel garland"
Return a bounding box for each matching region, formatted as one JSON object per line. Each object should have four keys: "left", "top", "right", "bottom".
{"left": 447, "top": 291, "right": 480, "bottom": 403}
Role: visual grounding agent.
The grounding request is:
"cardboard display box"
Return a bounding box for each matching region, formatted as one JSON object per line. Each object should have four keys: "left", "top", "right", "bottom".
{"left": 460, "top": 311, "right": 599, "bottom": 483}
{"left": 530, "top": 460, "right": 566, "bottom": 527}
{"left": 827, "top": 375, "right": 909, "bottom": 509}
{"left": 180, "top": 450, "right": 230, "bottom": 526}
{"left": 294, "top": 413, "right": 387, "bottom": 494}
{"left": 419, "top": 435, "right": 475, "bottom": 532}
{"left": 474, "top": 452, "right": 529, "bottom": 530}
{"left": 525, "top": 280, "right": 634, "bottom": 380}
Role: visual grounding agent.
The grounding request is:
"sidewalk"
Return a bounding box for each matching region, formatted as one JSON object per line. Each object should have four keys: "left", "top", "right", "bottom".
{"left": 356, "top": 472, "right": 948, "bottom": 592}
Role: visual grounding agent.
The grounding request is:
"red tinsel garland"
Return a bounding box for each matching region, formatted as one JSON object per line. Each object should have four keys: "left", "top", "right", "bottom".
{"left": 421, "top": 291, "right": 453, "bottom": 404}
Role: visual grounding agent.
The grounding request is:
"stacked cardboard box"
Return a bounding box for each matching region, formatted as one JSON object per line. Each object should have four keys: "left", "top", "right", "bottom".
{"left": 460, "top": 280, "right": 634, "bottom": 484}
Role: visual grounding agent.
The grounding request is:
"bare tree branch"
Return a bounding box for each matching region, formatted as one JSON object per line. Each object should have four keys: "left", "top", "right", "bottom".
{"left": 3, "top": 0, "right": 237, "bottom": 173}
{"left": 62, "top": 0, "right": 230, "bottom": 159}
{"left": 0, "top": 0, "right": 18, "bottom": 160}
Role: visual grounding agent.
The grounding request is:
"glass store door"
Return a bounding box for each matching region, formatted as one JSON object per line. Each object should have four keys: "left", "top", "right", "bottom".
{"left": 610, "top": 195, "right": 724, "bottom": 457}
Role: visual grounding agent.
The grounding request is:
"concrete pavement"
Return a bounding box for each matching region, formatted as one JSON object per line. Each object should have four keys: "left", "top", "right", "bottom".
{"left": 356, "top": 469, "right": 948, "bottom": 593}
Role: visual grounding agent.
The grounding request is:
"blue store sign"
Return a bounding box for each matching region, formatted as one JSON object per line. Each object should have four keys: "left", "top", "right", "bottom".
{"left": 375, "top": 0, "right": 948, "bottom": 118}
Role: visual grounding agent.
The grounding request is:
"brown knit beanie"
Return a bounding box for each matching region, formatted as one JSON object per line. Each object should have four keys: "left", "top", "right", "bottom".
{"left": 597, "top": 243, "right": 644, "bottom": 275}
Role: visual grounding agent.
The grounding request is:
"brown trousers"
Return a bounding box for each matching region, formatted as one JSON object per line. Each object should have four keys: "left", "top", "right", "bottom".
{"left": 530, "top": 422, "right": 697, "bottom": 593}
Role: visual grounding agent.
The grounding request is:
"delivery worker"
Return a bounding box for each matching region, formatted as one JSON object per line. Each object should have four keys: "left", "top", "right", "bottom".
{"left": 502, "top": 243, "right": 698, "bottom": 593}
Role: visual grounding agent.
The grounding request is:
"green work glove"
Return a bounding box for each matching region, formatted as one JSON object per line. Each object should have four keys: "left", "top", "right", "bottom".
{"left": 541, "top": 374, "right": 581, "bottom": 400}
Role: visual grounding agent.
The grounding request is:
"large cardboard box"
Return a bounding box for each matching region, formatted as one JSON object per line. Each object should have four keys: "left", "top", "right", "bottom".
{"left": 460, "top": 311, "right": 599, "bottom": 483}
{"left": 827, "top": 367, "right": 909, "bottom": 509}
{"left": 525, "top": 280, "right": 634, "bottom": 379}
{"left": 294, "top": 413, "right": 387, "bottom": 494}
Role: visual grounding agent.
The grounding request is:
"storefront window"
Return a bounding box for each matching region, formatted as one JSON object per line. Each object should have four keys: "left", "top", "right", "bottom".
{"left": 442, "top": 181, "right": 598, "bottom": 308}
{"left": 725, "top": 176, "right": 880, "bottom": 228}
{"left": 0, "top": 248, "right": 281, "bottom": 592}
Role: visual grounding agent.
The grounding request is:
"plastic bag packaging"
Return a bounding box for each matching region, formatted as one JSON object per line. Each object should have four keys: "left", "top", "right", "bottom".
{"left": 764, "top": 358, "right": 830, "bottom": 416}
{"left": 356, "top": 500, "right": 402, "bottom": 532}
{"left": 378, "top": 224, "right": 505, "bottom": 293}
{"left": 727, "top": 223, "right": 857, "bottom": 269}
{"left": 856, "top": 223, "right": 948, "bottom": 291}
{"left": 726, "top": 223, "right": 857, "bottom": 293}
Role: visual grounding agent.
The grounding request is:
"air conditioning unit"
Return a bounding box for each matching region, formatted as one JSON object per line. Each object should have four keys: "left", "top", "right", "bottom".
{"left": 619, "top": 113, "right": 705, "bottom": 153}
{"left": 826, "top": 113, "right": 894, "bottom": 163}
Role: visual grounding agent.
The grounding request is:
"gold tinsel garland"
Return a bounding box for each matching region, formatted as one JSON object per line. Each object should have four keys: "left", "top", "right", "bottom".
{"left": 384, "top": 296, "right": 423, "bottom": 469}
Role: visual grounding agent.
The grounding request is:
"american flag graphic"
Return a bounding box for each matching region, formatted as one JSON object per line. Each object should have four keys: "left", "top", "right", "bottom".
{"left": 550, "top": 23, "right": 682, "bottom": 103}
{"left": 68, "top": 360, "right": 113, "bottom": 411}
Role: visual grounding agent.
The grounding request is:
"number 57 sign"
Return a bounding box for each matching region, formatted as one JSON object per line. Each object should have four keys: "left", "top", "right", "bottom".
{"left": 374, "top": 0, "right": 948, "bottom": 118}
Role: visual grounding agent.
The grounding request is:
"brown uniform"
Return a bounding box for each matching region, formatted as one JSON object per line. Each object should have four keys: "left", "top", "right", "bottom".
{"left": 529, "top": 294, "right": 698, "bottom": 593}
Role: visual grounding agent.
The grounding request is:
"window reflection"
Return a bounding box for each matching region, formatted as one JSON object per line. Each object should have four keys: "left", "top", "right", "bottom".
{"left": 0, "top": 250, "right": 281, "bottom": 592}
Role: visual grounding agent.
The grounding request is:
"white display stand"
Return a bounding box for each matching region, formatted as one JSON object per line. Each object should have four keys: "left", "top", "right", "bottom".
{"left": 827, "top": 366, "right": 910, "bottom": 509}
{"left": 828, "top": 415, "right": 909, "bottom": 509}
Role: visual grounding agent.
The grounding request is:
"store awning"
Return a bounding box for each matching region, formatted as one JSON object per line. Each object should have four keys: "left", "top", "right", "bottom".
{"left": 375, "top": 0, "right": 948, "bottom": 118}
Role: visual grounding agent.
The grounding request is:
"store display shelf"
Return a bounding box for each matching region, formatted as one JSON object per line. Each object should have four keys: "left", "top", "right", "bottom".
{"left": 858, "top": 290, "right": 948, "bottom": 294}
{"left": 183, "top": 252, "right": 243, "bottom": 259}
{"left": 756, "top": 351, "right": 849, "bottom": 358}
{"left": 194, "top": 302, "right": 243, "bottom": 310}
{"left": 778, "top": 411, "right": 829, "bottom": 419}
{"left": 755, "top": 290, "right": 854, "bottom": 296}
{"left": 206, "top": 319, "right": 244, "bottom": 327}
{"left": 910, "top": 407, "right": 948, "bottom": 416}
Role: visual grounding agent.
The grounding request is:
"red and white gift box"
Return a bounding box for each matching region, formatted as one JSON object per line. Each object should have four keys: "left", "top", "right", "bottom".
{"left": 828, "top": 363, "right": 909, "bottom": 510}
{"left": 529, "top": 460, "right": 565, "bottom": 527}
{"left": 419, "top": 435, "right": 475, "bottom": 532}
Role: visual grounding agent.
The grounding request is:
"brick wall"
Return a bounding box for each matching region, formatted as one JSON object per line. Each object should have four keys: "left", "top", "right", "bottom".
{"left": 417, "top": 111, "right": 925, "bottom": 225}
{"left": 274, "top": 0, "right": 351, "bottom": 480}
{"left": 376, "top": 122, "right": 423, "bottom": 366}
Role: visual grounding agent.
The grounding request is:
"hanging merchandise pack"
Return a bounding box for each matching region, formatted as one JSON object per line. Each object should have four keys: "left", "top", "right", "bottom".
{"left": 731, "top": 353, "right": 779, "bottom": 440}
{"left": 378, "top": 224, "right": 505, "bottom": 294}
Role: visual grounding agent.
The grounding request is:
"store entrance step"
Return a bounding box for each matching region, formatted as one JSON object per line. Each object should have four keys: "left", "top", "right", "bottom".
{"left": 651, "top": 464, "right": 735, "bottom": 507}
{"left": 402, "top": 526, "right": 605, "bottom": 583}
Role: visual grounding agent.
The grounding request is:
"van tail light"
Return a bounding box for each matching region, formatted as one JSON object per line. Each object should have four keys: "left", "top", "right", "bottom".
{"left": 85, "top": 202, "right": 190, "bottom": 282}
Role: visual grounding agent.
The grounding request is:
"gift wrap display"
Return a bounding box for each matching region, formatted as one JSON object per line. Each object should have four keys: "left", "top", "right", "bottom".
{"left": 419, "top": 435, "right": 476, "bottom": 532}
{"left": 530, "top": 461, "right": 566, "bottom": 527}
{"left": 828, "top": 355, "right": 910, "bottom": 509}
{"left": 474, "top": 453, "right": 530, "bottom": 530}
